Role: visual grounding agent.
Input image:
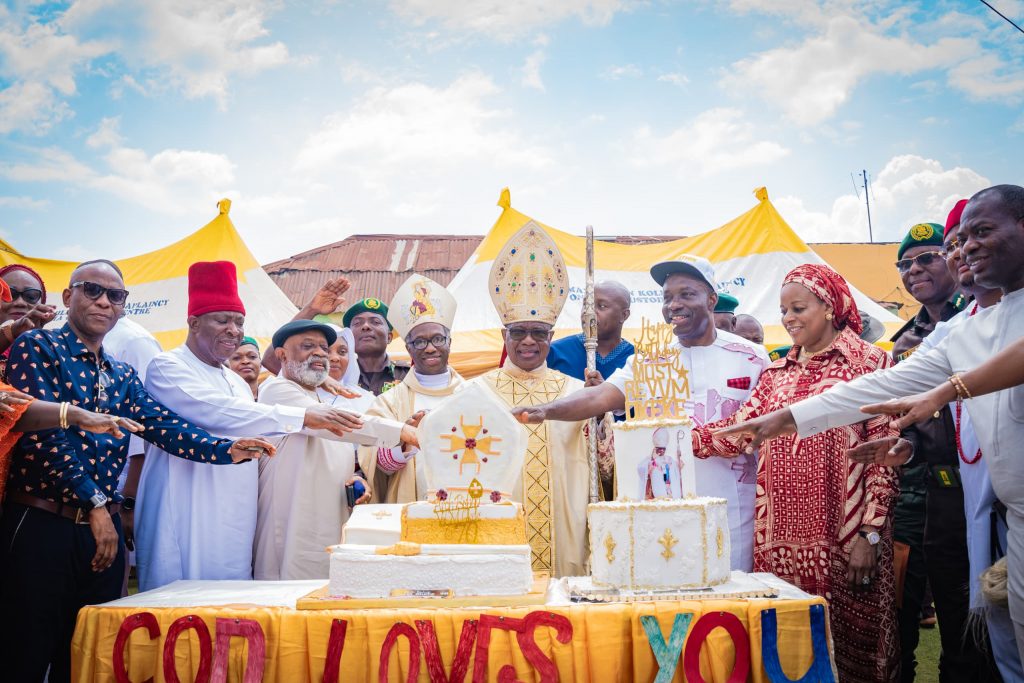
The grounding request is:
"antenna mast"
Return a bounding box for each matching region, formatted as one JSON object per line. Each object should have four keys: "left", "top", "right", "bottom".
{"left": 861, "top": 170, "right": 874, "bottom": 243}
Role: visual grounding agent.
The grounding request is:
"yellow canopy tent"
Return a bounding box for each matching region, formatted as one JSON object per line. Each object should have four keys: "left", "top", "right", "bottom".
{"left": 0, "top": 200, "right": 297, "bottom": 351}
{"left": 419, "top": 187, "right": 903, "bottom": 378}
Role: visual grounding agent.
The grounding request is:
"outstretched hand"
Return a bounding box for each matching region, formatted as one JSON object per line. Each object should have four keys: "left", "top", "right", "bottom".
{"left": 513, "top": 406, "right": 546, "bottom": 424}
{"left": 846, "top": 436, "right": 913, "bottom": 467}
{"left": 710, "top": 408, "right": 796, "bottom": 454}
{"left": 860, "top": 383, "right": 956, "bottom": 431}
{"left": 228, "top": 437, "right": 277, "bottom": 463}
{"left": 72, "top": 408, "right": 144, "bottom": 439}
{"left": 307, "top": 277, "right": 350, "bottom": 315}
{"left": 321, "top": 375, "right": 361, "bottom": 399}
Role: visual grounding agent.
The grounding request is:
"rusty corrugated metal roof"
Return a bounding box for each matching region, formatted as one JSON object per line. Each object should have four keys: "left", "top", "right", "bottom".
{"left": 264, "top": 234, "right": 915, "bottom": 321}
{"left": 264, "top": 235, "right": 485, "bottom": 308}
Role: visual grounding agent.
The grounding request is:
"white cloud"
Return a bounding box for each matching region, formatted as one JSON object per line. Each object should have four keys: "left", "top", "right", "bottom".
{"left": 629, "top": 107, "right": 789, "bottom": 175}
{"left": 0, "top": 81, "right": 72, "bottom": 135}
{"left": 86, "top": 116, "right": 124, "bottom": 148}
{"left": 521, "top": 48, "right": 546, "bottom": 91}
{"left": 0, "top": 137, "right": 236, "bottom": 215}
{"left": 61, "top": 0, "right": 293, "bottom": 107}
{"left": 948, "top": 54, "right": 1024, "bottom": 102}
{"left": 603, "top": 64, "right": 642, "bottom": 80}
{"left": 0, "top": 15, "right": 113, "bottom": 95}
{"left": 294, "top": 72, "right": 554, "bottom": 179}
{"left": 657, "top": 72, "right": 689, "bottom": 87}
{"left": 722, "top": 15, "right": 975, "bottom": 126}
{"left": 775, "top": 154, "right": 990, "bottom": 243}
{"left": 0, "top": 195, "right": 49, "bottom": 210}
{"left": 390, "top": 0, "right": 633, "bottom": 38}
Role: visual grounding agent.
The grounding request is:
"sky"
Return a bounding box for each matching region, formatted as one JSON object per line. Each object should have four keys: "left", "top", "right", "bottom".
{"left": 0, "top": 0, "right": 1021, "bottom": 265}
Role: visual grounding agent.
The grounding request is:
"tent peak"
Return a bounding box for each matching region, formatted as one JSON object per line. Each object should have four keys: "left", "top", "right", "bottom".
{"left": 754, "top": 187, "right": 769, "bottom": 202}
{"left": 218, "top": 198, "right": 232, "bottom": 215}
{"left": 497, "top": 187, "right": 511, "bottom": 210}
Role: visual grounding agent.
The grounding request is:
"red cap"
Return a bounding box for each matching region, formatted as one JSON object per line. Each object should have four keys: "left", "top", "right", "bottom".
{"left": 944, "top": 199, "right": 969, "bottom": 238}
{"left": 187, "top": 261, "right": 245, "bottom": 317}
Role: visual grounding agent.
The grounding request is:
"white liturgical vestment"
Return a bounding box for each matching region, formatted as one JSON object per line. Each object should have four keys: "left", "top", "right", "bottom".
{"left": 789, "top": 288, "right": 1024, "bottom": 660}
{"left": 607, "top": 329, "right": 769, "bottom": 571}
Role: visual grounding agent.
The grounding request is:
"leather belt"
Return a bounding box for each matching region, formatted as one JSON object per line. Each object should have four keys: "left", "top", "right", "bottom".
{"left": 9, "top": 492, "right": 121, "bottom": 524}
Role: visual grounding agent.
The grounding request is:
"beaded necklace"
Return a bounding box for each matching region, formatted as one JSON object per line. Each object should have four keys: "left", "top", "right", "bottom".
{"left": 955, "top": 303, "right": 982, "bottom": 465}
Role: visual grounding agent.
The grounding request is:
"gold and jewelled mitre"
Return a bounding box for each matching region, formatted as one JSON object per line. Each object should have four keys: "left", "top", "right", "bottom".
{"left": 487, "top": 221, "right": 569, "bottom": 326}
{"left": 387, "top": 275, "right": 458, "bottom": 339}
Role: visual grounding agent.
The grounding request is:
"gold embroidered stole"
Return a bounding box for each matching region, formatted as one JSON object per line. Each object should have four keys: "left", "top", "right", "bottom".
{"left": 484, "top": 365, "right": 566, "bottom": 574}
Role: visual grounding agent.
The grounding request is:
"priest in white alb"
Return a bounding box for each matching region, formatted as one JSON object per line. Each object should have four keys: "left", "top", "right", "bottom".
{"left": 253, "top": 320, "right": 416, "bottom": 580}
{"left": 359, "top": 275, "right": 465, "bottom": 504}
{"left": 135, "top": 262, "right": 384, "bottom": 591}
{"left": 469, "top": 223, "right": 612, "bottom": 578}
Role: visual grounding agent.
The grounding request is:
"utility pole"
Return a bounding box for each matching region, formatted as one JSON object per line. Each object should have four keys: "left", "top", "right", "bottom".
{"left": 861, "top": 170, "right": 874, "bottom": 243}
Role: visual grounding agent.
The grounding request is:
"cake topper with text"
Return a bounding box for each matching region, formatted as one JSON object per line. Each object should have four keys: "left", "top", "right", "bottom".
{"left": 622, "top": 318, "right": 692, "bottom": 422}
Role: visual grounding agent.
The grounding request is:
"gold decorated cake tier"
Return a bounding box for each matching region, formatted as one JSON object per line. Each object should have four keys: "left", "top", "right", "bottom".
{"left": 400, "top": 504, "right": 528, "bottom": 545}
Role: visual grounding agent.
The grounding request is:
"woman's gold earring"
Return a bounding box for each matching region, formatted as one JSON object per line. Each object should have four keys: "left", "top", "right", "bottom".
{"left": 825, "top": 312, "right": 834, "bottom": 321}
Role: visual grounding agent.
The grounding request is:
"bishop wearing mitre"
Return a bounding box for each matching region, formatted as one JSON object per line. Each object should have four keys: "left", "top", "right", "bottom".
{"left": 469, "top": 222, "right": 612, "bottom": 578}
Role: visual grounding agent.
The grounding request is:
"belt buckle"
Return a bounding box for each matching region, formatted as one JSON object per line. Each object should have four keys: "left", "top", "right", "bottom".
{"left": 74, "top": 507, "right": 90, "bottom": 524}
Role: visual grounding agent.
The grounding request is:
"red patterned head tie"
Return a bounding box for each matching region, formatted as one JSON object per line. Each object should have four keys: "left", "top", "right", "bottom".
{"left": 782, "top": 264, "right": 863, "bottom": 335}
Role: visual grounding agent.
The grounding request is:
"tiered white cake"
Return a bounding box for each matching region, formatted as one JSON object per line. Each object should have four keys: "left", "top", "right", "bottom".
{"left": 329, "top": 383, "right": 534, "bottom": 598}
{"left": 587, "top": 319, "right": 731, "bottom": 590}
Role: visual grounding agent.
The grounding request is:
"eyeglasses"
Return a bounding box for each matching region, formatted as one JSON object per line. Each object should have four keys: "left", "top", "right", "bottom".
{"left": 895, "top": 251, "right": 945, "bottom": 273}
{"left": 8, "top": 287, "right": 42, "bottom": 304}
{"left": 943, "top": 238, "right": 962, "bottom": 255}
{"left": 71, "top": 281, "right": 129, "bottom": 306}
{"left": 506, "top": 327, "right": 551, "bottom": 342}
{"left": 96, "top": 366, "right": 112, "bottom": 411}
{"left": 408, "top": 335, "right": 449, "bottom": 350}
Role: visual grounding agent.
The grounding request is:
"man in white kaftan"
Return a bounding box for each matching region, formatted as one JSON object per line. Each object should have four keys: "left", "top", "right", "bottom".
{"left": 135, "top": 262, "right": 379, "bottom": 591}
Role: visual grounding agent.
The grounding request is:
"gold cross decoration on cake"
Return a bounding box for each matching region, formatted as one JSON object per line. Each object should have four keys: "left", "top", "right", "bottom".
{"left": 604, "top": 532, "right": 616, "bottom": 563}
{"left": 372, "top": 510, "right": 393, "bottom": 519}
{"left": 658, "top": 528, "right": 678, "bottom": 561}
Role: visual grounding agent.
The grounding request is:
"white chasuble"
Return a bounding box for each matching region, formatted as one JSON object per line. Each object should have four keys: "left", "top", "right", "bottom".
{"left": 473, "top": 362, "right": 597, "bottom": 578}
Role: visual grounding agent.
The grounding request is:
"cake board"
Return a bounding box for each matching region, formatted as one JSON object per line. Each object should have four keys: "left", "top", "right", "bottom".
{"left": 296, "top": 574, "right": 550, "bottom": 610}
{"left": 561, "top": 571, "right": 779, "bottom": 603}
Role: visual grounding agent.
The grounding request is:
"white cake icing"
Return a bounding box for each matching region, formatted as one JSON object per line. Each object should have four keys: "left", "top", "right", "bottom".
{"left": 612, "top": 419, "right": 696, "bottom": 501}
{"left": 341, "top": 504, "right": 403, "bottom": 545}
{"left": 328, "top": 385, "right": 535, "bottom": 600}
{"left": 328, "top": 544, "right": 533, "bottom": 598}
{"left": 588, "top": 497, "right": 730, "bottom": 589}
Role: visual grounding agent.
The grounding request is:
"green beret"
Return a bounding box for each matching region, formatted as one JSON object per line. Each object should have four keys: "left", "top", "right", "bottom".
{"left": 897, "top": 223, "right": 944, "bottom": 259}
{"left": 768, "top": 345, "right": 792, "bottom": 362}
{"left": 239, "top": 336, "right": 259, "bottom": 352}
{"left": 342, "top": 298, "right": 392, "bottom": 330}
{"left": 714, "top": 293, "right": 739, "bottom": 314}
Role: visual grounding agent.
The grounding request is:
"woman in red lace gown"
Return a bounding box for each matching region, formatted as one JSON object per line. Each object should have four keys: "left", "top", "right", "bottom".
{"left": 693, "top": 264, "right": 899, "bottom": 682}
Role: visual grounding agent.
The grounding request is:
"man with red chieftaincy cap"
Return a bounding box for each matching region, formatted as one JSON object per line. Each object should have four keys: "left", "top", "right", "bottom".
{"left": 134, "top": 262, "right": 393, "bottom": 591}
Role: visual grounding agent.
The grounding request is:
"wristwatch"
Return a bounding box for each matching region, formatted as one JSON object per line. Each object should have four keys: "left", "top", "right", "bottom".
{"left": 89, "top": 492, "right": 110, "bottom": 509}
{"left": 858, "top": 529, "right": 881, "bottom": 546}
{"left": 121, "top": 496, "right": 136, "bottom": 512}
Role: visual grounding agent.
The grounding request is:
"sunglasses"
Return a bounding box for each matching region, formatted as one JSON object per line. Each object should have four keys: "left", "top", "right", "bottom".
{"left": 895, "top": 250, "right": 945, "bottom": 273}
{"left": 8, "top": 286, "right": 43, "bottom": 304}
{"left": 506, "top": 327, "right": 551, "bottom": 342}
{"left": 71, "top": 281, "right": 129, "bottom": 306}
{"left": 407, "top": 334, "right": 449, "bottom": 350}
{"left": 96, "top": 366, "right": 112, "bottom": 410}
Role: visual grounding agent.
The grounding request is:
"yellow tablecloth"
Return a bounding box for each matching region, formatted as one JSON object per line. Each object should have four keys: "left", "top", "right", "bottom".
{"left": 71, "top": 581, "right": 834, "bottom": 682}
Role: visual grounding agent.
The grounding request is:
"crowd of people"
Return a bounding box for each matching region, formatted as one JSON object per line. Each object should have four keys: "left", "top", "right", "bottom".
{"left": 0, "top": 183, "right": 1019, "bottom": 682}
